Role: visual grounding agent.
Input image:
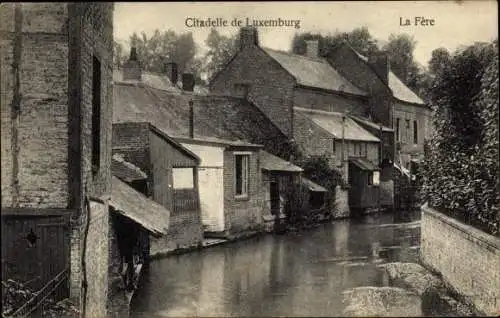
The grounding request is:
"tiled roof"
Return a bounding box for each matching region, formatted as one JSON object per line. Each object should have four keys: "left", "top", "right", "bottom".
{"left": 295, "top": 107, "right": 380, "bottom": 142}
{"left": 110, "top": 176, "right": 169, "bottom": 237}
{"left": 174, "top": 135, "right": 262, "bottom": 148}
{"left": 349, "top": 157, "right": 380, "bottom": 171}
{"left": 113, "top": 82, "right": 286, "bottom": 147}
{"left": 260, "top": 150, "right": 303, "bottom": 172}
{"left": 302, "top": 177, "right": 328, "bottom": 192}
{"left": 263, "top": 48, "right": 367, "bottom": 97}
{"left": 351, "top": 49, "right": 425, "bottom": 105}
{"left": 350, "top": 116, "right": 394, "bottom": 132}
{"left": 111, "top": 154, "right": 148, "bottom": 183}
{"left": 113, "top": 69, "right": 209, "bottom": 95}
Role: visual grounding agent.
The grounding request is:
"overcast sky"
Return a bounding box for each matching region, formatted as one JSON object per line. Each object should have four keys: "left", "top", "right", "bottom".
{"left": 114, "top": 1, "right": 498, "bottom": 67}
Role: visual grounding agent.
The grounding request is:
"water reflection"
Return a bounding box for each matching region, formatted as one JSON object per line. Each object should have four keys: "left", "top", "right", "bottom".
{"left": 131, "top": 211, "right": 422, "bottom": 317}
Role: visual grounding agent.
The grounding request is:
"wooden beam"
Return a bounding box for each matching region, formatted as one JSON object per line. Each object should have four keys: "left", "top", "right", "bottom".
{"left": 1, "top": 208, "right": 76, "bottom": 217}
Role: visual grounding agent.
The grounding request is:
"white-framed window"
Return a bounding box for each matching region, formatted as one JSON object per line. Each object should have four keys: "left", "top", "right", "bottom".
{"left": 368, "top": 171, "right": 380, "bottom": 186}
{"left": 172, "top": 168, "right": 194, "bottom": 189}
{"left": 372, "top": 171, "right": 380, "bottom": 186}
{"left": 234, "top": 153, "right": 250, "bottom": 197}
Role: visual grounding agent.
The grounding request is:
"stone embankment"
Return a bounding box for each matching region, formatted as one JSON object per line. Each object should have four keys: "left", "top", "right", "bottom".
{"left": 342, "top": 262, "right": 477, "bottom": 317}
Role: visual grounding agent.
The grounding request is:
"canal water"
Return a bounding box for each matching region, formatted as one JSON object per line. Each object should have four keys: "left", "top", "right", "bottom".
{"left": 131, "top": 210, "right": 422, "bottom": 317}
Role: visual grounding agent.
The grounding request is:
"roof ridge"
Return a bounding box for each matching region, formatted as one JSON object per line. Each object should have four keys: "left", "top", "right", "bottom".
{"left": 263, "top": 47, "right": 328, "bottom": 63}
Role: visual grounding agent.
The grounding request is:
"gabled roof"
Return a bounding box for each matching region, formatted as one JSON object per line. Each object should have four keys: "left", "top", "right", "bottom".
{"left": 302, "top": 177, "right": 328, "bottom": 192}
{"left": 350, "top": 116, "right": 394, "bottom": 132}
{"left": 350, "top": 49, "right": 425, "bottom": 105}
{"left": 110, "top": 176, "right": 169, "bottom": 237}
{"left": 112, "top": 154, "right": 148, "bottom": 183}
{"left": 174, "top": 135, "right": 262, "bottom": 148}
{"left": 113, "top": 69, "right": 209, "bottom": 95}
{"left": 295, "top": 107, "right": 380, "bottom": 142}
{"left": 113, "top": 80, "right": 286, "bottom": 148}
{"left": 260, "top": 150, "right": 303, "bottom": 173}
{"left": 349, "top": 157, "right": 380, "bottom": 171}
{"left": 263, "top": 48, "right": 367, "bottom": 97}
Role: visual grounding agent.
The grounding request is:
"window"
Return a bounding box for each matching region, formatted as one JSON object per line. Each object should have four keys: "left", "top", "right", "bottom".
{"left": 363, "top": 143, "right": 367, "bottom": 157}
{"left": 367, "top": 171, "right": 380, "bottom": 186}
{"left": 92, "top": 56, "right": 101, "bottom": 175}
{"left": 405, "top": 119, "right": 410, "bottom": 143}
{"left": 234, "top": 154, "right": 249, "bottom": 197}
{"left": 396, "top": 118, "right": 400, "bottom": 141}
{"left": 358, "top": 142, "right": 363, "bottom": 157}
{"left": 372, "top": 171, "right": 380, "bottom": 186}
{"left": 332, "top": 140, "right": 336, "bottom": 153}
{"left": 413, "top": 120, "right": 418, "bottom": 144}
{"left": 233, "top": 83, "right": 250, "bottom": 98}
{"left": 172, "top": 168, "right": 194, "bottom": 189}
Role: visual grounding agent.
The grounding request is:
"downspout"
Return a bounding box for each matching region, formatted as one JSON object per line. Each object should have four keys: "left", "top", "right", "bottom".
{"left": 80, "top": 193, "right": 91, "bottom": 318}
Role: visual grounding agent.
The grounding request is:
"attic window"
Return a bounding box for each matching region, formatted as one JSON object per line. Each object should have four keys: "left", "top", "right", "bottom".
{"left": 233, "top": 83, "right": 250, "bottom": 98}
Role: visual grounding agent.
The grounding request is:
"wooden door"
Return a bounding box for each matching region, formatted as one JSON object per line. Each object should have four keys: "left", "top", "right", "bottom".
{"left": 1, "top": 214, "right": 69, "bottom": 296}
{"left": 270, "top": 181, "right": 280, "bottom": 216}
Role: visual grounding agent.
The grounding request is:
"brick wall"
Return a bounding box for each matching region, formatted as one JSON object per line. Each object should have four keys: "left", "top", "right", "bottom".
{"left": 84, "top": 200, "right": 109, "bottom": 318}
{"left": 112, "top": 122, "right": 151, "bottom": 175}
{"left": 293, "top": 111, "right": 335, "bottom": 160}
{"left": 223, "top": 148, "right": 264, "bottom": 237}
{"left": 293, "top": 87, "right": 368, "bottom": 115}
{"left": 210, "top": 46, "right": 296, "bottom": 137}
{"left": 1, "top": 3, "right": 70, "bottom": 208}
{"left": 421, "top": 205, "right": 500, "bottom": 316}
{"left": 394, "top": 101, "right": 432, "bottom": 168}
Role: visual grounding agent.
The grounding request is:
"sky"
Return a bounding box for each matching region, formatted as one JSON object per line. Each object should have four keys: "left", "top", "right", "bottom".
{"left": 114, "top": 1, "right": 498, "bottom": 67}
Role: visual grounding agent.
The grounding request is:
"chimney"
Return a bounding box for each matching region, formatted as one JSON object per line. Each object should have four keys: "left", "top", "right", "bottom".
{"left": 188, "top": 100, "right": 194, "bottom": 138}
{"left": 163, "top": 62, "right": 178, "bottom": 86}
{"left": 305, "top": 40, "right": 319, "bottom": 58}
{"left": 240, "top": 26, "right": 258, "bottom": 50}
{"left": 368, "top": 51, "right": 390, "bottom": 85}
{"left": 182, "top": 73, "right": 195, "bottom": 92}
{"left": 123, "top": 47, "right": 142, "bottom": 81}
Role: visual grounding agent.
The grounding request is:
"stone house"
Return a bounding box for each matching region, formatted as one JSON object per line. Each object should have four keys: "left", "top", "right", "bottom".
{"left": 174, "top": 136, "right": 264, "bottom": 239}
{"left": 325, "top": 43, "right": 432, "bottom": 202}
{"left": 209, "top": 27, "right": 393, "bottom": 215}
{"left": 112, "top": 122, "right": 203, "bottom": 257}
{"left": 113, "top": 49, "right": 307, "bottom": 232}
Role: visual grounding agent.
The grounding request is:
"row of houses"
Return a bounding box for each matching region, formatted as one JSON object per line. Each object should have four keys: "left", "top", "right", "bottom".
{"left": 0, "top": 3, "right": 430, "bottom": 316}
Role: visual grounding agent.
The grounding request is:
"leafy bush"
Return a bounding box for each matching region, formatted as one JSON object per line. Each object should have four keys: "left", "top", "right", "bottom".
{"left": 422, "top": 41, "right": 499, "bottom": 236}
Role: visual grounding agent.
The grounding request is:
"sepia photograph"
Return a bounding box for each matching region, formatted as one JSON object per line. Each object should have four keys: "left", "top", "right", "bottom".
{"left": 0, "top": 1, "right": 498, "bottom": 317}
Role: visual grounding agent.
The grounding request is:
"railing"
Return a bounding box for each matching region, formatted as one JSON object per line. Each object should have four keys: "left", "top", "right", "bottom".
{"left": 7, "top": 268, "right": 69, "bottom": 318}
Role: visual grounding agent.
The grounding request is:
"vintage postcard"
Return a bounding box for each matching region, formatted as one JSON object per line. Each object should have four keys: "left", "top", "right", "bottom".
{"left": 1, "top": 1, "right": 498, "bottom": 317}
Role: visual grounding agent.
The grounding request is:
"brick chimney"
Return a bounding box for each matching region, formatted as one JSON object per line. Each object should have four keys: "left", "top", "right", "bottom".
{"left": 240, "top": 26, "right": 258, "bottom": 50}
{"left": 123, "top": 47, "right": 142, "bottom": 81}
{"left": 305, "top": 40, "right": 319, "bottom": 58}
{"left": 368, "top": 51, "right": 390, "bottom": 85}
{"left": 163, "top": 62, "right": 178, "bottom": 86}
{"left": 182, "top": 73, "right": 195, "bottom": 92}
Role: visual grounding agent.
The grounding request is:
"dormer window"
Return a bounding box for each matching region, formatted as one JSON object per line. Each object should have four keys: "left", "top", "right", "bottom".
{"left": 233, "top": 83, "right": 250, "bottom": 98}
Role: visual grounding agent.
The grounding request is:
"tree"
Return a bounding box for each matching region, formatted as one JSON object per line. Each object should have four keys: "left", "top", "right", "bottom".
{"left": 203, "top": 28, "right": 238, "bottom": 82}
{"left": 428, "top": 47, "right": 451, "bottom": 75}
{"left": 291, "top": 26, "right": 379, "bottom": 58}
{"left": 113, "top": 40, "right": 126, "bottom": 68}
{"left": 125, "top": 29, "right": 198, "bottom": 77}
{"left": 383, "top": 34, "right": 419, "bottom": 86}
{"left": 422, "top": 40, "right": 499, "bottom": 235}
